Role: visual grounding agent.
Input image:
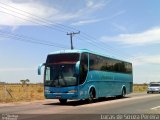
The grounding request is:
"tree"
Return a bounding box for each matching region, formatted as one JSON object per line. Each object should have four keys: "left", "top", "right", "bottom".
{"left": 20, "top": 79, "right": 30, "bottom": 87}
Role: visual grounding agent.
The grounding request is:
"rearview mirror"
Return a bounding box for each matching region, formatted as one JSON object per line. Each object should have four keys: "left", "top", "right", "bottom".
{"left": 75, "top": 61, "right": 80, "bottom": 75}
{"left": 38, "top": 63, "right": 45, "bottom": 75}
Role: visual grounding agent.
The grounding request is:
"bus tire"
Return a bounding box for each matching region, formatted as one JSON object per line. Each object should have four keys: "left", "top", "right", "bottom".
{"left": 121, "top": 87, "right": 126, "bottom": 98}
{"left": 87, "top": 87, "right": 96, "bottom": 103}
{"left": 116, "top": 87, "right": 126, "bottom": 98}
{"left": 59, "top": 99, "right": 67, "bottom": 104}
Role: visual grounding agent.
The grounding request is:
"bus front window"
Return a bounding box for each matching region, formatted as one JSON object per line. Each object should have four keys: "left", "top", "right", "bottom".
{"left": 44, "top": 64, "right": 77, "bottom": 87}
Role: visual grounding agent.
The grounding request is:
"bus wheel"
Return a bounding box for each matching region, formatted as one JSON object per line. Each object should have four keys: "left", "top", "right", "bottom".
{"left": 59, "top": 99, "right": 67, "bottom": 104}
{"left": 121, "top": 88, "right": 126, "bottom": 98}
{"left": 88, "top": 87, "right": 96, "bottom": 103}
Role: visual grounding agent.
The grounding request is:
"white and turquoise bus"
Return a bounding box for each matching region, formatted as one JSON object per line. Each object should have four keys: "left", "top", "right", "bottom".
{"left": 38, "top": 49, "right": 133, "bottom": 104}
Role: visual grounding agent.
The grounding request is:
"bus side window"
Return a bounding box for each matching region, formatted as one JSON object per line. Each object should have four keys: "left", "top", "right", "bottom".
{"left": 79, "top": 53, "right": 88, "bottom": 84}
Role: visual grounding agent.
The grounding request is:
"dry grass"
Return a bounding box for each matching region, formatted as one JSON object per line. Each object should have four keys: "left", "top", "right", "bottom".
{"left": 0, "top": 84, "right": 44, "bottom": 103}
{"left": 133, "top": 84, "right": 148, "bottom": 93}
{"left": 0, "top": 83, "right": 147, "bottom": 103}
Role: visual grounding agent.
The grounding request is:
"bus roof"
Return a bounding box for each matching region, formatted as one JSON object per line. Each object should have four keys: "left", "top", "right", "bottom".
{"left": 48, "top": 49, "right": 93, "bottom": 54}
{"left": 48, "top": 49, "right": 132, "bottom": 64}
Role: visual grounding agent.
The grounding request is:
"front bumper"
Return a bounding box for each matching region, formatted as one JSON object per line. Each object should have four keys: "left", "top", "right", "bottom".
{"left": 45, "top": 93, "right": 78, "bottom": 99}
{"left": 147, "top": 89, "right": 160, "bottom": 93}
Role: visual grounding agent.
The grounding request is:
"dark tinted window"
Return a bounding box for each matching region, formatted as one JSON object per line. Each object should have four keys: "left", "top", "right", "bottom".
{"left": 46, "top": 53, "right": 79, "bottom": 64}
{"left": 150, "top": 84, "right": 160, "bottom": 87}
{"left": 89, "top": 53, "right": 132, "bottom": 74}
{"left": 79, "top": 53, "right": 88, "bottom": 84}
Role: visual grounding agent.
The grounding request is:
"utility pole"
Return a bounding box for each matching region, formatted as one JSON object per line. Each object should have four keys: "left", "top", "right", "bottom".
{"left": 67, "top": 31, "right": 80, "bottom": 50}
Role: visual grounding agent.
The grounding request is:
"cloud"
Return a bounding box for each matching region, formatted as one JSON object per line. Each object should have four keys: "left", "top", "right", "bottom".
{"left": 107, "top": 10, "right": 126, "bottom": 20}
{"left": 86, "top": 0, "right": 94, "bottom": 7}
{"left": 0, "top": 0, "right": 59, "bottom": 26}
{"left": 101, "top": 27, "right": 160, "bottom": 46}
{"left": 131, "top": 55, "right": 160, "bottom": 66}
{"left": 0, "top": 0, "right": 107, "bottom": 26}
{"left": 85, "top": 0, "right": 106, "bottom": 11}
{"left": 71, "top": 9, "right": 125, "bottom": 26}
{"left": 71, "top": 18, "right": 104, "bottom": 26}
{"left": 111, "top": 22, "right": 127, "bottom": 32}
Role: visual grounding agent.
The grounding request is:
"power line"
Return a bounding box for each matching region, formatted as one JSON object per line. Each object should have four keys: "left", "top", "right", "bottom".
{"left": 0, "top": 6, "right": 68, "bottom": 33}
{"left": 0, "top": 1, "right": 135, "bottom": 61}
{"left": 0, "top": 2, "right": 79, "bottom": 33}
{"left": 0, "top": 2, "right": 121, "bottom": 51}
{"left": 0, "top": 31, "right": 68, "bottom": 49}
{"left": 0, "top": 35, "right": 63, "bottom": 48}
{"left": 77, "top": 34, "right": 132, "bottom": 61}
{"left": 79, "top": 30, "right": 139, "bottom": 61}
{"left": 0, "top": 30, "right": 68, "bottom": 48}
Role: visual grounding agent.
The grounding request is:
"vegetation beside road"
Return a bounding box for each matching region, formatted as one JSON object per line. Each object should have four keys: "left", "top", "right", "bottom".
{"left": 0, "top": 83, "right": 147, "bottom": 103}
{"left": 0, "top": 84, "right": 44, "bottom": 103}
{"left": 133, "top": 83, "right": 148, "bottom": 93}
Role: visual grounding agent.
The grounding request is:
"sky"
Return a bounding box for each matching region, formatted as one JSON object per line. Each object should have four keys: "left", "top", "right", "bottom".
{"left": 0, "top": 0, "right": 160, "bottom": 84}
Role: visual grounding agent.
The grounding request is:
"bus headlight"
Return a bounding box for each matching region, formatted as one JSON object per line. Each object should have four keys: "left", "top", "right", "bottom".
{"left": 45, "top": 89, "right": 50, "bottom": 93}
{"left": 45, "top": 87, "right": 50, "bottom": 93}
{"left": 68, "top": 90, "right": 77, "bottom": 93}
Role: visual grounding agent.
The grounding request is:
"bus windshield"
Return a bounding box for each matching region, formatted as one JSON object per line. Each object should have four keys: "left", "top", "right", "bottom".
{"left": 44, "top": 53, "right": 79, "bottom": 87}
{"left": 150, "top": 84, "right": 160, "bottom": 87}
{"left": 45, "top": 64, "right": 77, "bottom": 87}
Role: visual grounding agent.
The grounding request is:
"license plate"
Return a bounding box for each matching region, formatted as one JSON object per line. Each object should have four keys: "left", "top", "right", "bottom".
{"left": 56, "top": 96, "right": 61, "bottom": 98}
